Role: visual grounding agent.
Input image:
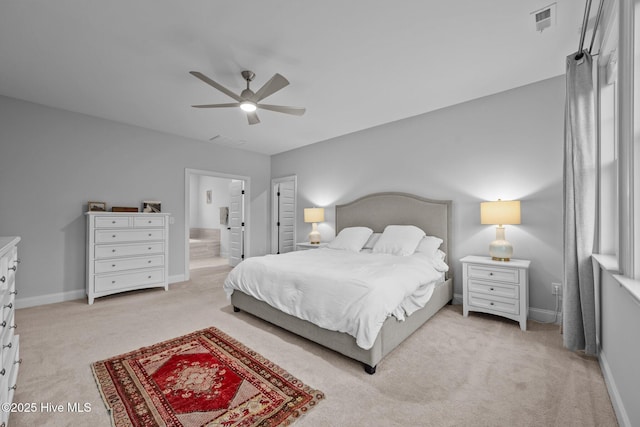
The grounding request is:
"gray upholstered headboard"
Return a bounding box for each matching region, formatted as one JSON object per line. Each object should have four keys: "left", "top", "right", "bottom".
{"left": 335, "top": 192, "right": 452, "bottom": 271}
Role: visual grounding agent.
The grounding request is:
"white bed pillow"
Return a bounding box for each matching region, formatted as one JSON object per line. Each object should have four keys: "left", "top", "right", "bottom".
{"left": 372, "top": 225, "right": 426, "bottom": 256}
{"left": 415, "top": 235, "right": 444, "bottom": 258}
{"left": 326, "top": 227, "right": 373, "bottom": 252}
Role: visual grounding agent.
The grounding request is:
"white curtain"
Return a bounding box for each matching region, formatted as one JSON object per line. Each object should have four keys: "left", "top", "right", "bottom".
{"left": 563, "top": 51, "right": 597, "bottom": 355}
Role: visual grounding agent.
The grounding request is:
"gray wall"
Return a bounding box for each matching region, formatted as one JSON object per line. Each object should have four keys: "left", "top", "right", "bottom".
{"left": 0, "top": 95, "right": 270, "bottom": 306}
{"left": 272, "top": 76, "right": 565, "bottom": 317}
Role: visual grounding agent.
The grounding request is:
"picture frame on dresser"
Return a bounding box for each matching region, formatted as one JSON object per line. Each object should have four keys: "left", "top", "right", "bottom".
{"left": 143, "top": 200, "right": 162, "bottom": 213}
{"left": 88, "top": 201, "right": 106, "bottom": 212}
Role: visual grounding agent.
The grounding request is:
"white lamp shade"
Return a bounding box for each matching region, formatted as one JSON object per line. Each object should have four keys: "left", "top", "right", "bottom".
{"left": 304, "top": 207, "right": 325, "bottom": 223}
{"left": 480, "top": 200, "right": 521, "bottom": 225}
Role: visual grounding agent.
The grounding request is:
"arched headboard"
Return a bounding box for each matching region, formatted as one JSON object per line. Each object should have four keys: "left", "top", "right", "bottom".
{"left": 335, "top": 192, "right": 452, "bottom": 272}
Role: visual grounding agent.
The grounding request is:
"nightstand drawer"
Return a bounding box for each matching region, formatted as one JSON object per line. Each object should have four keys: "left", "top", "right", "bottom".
{"left": 467, "top": 265, "right": 519, "bottom": 283}
{"left": 468, "top": 279, "right": 519, "bottom": 300}
{"left": 468, "top": 292, "right": 520, "bottom": 315}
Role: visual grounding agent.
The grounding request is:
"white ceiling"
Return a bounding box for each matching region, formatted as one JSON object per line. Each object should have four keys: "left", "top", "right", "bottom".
{"left": 0, "top": 1, "right": 591, "bottom": 155}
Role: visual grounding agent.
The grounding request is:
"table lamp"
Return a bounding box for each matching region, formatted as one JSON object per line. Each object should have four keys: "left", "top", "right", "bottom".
{"left": 480, "top": 200, "right": 521, "bottom": 261}
{"left": 304, "top": 207, "right": 325, "bottom": 244}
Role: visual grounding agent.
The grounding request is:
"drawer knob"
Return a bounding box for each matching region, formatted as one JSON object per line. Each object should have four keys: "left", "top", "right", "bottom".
{"left": 14, "top": 358, "right": 22, "bottom": 365}
{"left": 112, "top": 235, "right": 116, "bottom": 238}
{"left": 3, "top": 342, "right": 12, "bottom": 349}
{"left": 112, "top": 264, "right": 116, "bottom": 267}
{"left": 489, "top": 272, "right": 494, "bottom": 276}
{"left": 490, "top": 287, "right": 494, "bottom": 291}
{"left": 3, "top": 303, "right": 12, "bottom": 309}
{"left": 148, "top": 260, "right": 152, "bottom": 263}
{"left": 148, "top": 220, "right": 152, "bottom": 223}
{"left": 0, "top": 276, "right": 4, "bottom": 283}
{"left": 112, "top": 249, "right": 116, "bottom": 253}
{"left": 8, "top": 265, "right": 16, "bottom": 272}
{"left": 148, "top": 233, "right": 152, "bottom": 237}
{"left": 8, "top": 384, "right": 16, "bottom": 391}
{"left": 112, "top": 280, "right": 116, "bottom": 284}
{"left": 112, "top": 220, "right": 116, "bottom": 224}
{"left": 9, "top": 324, "right": 16, "bottom": 329}
{"left": 1, "top": 321, "right": 5, "bottom": 328}
{"left": 490, "top": 302, "right": 495, "bottom": 306}
{"left": 148, "top": 247, "right": 152, "bottom": 250}
{"left": 0, "top": 369, "right": 5, "bottom": 376}
{"left": 148, "top": 276, "right": 152, "bottom": 279}
{"left": 10, "top": 290, "right": 17, "bottom": 295}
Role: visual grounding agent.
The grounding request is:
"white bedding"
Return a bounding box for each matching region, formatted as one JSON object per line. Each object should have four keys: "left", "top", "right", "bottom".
{"left": 223, "top": 248, "right": 446, "bottom": 350}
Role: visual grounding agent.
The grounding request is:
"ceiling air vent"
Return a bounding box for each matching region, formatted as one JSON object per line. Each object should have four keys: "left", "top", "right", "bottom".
{"left": 531, "top": 3, "right": 556, "bottom": 32}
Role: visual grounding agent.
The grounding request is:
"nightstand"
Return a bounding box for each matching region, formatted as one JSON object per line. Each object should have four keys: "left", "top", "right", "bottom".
{"left": 461, "top": 255, "right": 531, "bottom": 331}
{"left": 295, "top": 242, "right": 327, "bottom": 251}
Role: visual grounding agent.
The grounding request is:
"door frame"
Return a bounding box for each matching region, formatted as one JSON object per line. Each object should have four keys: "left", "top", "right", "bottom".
{"left": 271, "top": 175, "right": 297, "bottom": 254}
{"left": 184, "top": 168, "right": 251, "bottom": 281}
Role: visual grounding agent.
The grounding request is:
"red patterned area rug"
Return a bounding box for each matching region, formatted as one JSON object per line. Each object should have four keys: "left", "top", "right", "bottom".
{"left": 92, "top": 327, "right": 324, "bottom": 426}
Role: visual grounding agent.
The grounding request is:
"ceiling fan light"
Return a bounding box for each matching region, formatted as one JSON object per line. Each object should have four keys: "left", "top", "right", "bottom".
{"left": 240, "top": 101, "right": 257, "bottom": 112}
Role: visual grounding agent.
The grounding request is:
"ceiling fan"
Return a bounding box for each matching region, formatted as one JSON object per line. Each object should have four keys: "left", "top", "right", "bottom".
{"left": 190, "top": 70, "right": 306, "bottom": 125}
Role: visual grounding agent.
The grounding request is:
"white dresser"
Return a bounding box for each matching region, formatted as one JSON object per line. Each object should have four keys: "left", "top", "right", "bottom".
{"left": 86, "top": 212, "right": 170, "bottom": 304}
{"left": 461, "top": 255, "right": 530, "bottom": 331}
{"left": 0, "top": 237, "right": 21, "bottom": 427}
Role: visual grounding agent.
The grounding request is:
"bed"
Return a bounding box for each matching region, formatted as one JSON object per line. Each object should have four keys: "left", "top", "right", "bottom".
{"left": 225, "top": 192, "right": 453, "bottom": 374}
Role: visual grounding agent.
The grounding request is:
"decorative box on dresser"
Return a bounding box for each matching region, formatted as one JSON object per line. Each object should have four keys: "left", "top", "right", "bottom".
{"left": 0, "top": 237, "right": 21, "bottom": 427}
{"left": 86, "top": 212, "right": 170, "bottom": 304}
{"left": 461, "top": 255, "right": 531, "bottom": 331}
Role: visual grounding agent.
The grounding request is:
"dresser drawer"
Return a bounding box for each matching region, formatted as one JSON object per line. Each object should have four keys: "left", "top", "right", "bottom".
{"left": 468, "top": 292, "right": 520, "bottom": 315}
{"left": 468, "top": 279, "right": 519, "bottom": 300}
{"left": 467, "top": 264, "right": 519, "bottom": 283}
{"left": 95, "top": 229, "right": 164, "bottom": 243}
{"left": 95, "top": 242, "right": 165, "bottom": 259}
{"left": 134, "top": 216, "right": 165, "bottom": 227}
{"left": 95, "top": 255, "right": 164, "bottom": 273}
{"left": 94, "top": 268, "right": 165, "bottom": 292}
{"left": 95, "top": 216, "right": 131, "bottom": 228}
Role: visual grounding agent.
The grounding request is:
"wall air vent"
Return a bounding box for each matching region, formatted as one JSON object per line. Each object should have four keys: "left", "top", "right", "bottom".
{"left": 531, "top": 3, "right": 556, "bottom": 32}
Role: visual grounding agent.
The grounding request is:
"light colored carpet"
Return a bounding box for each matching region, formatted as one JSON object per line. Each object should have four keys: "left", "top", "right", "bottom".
{"left": 13, "top": 266, "right": 617, "bottom": 426}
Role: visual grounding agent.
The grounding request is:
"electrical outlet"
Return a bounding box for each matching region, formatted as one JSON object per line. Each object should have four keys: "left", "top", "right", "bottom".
{"left": 552, "top": 282, "right": 562, "bottom": 295}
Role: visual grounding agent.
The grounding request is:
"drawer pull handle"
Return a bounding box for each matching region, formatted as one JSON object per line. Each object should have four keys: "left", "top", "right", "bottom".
{"left": 3, "top": 343, "right": 12, "bottom": 349}
{"left": 3, "top": 303, "right": 12, "bottom": 309}
{"left": 10, "top": 290, "right": 17, "bottom": 295}
{"left": 8, "top": 266, "right": 16, "bottom": 272}
{"left": 14, "top": 358, "right": 22, "bottom": 365}
{"left": 9, "top": 324, "right": 16, "bottom": 329}
{"left": 8, "top": 385, "right": 17, "bottom": 391}
{"left": 0, "top": 276, "right": 4, "bottom": 283}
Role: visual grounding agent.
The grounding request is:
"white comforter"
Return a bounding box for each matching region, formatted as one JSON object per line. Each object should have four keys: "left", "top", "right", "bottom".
{"left": 223, "top": 248, "right": 446, "bottom": 350}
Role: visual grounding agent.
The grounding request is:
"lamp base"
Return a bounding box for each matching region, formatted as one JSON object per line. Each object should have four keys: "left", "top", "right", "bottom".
{"left": 488, "top": 226, "right": 513, "bottom": 261}
{"left": 308, "top": 223, "right": 321, "bottom": 244}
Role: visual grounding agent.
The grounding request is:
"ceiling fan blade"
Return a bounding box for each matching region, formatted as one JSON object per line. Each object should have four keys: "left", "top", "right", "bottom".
{"left": 247, "top": 111, "right": 260, "bottom": 125}
{"left": 252, "top": 73, "right": 289, "bottom": 102}
{"left": 258, "top": 104, "right": 306, "bottom": 116}
{"left": 189, "top": 71, "right": 243, "bottom": 102}
{"left": 191, "top": 103, "right": 241, "bottom": 108}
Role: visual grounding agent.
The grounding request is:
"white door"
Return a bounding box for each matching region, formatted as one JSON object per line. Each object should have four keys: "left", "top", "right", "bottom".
{"left": 271, "top": 176, "right": 297, "bottom": 254}
{"left": 228, "top": 180, "right": 245, "bottom": 266}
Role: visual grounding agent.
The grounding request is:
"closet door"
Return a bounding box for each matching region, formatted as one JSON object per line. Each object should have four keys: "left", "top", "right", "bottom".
{"left": 271, "top": 176, "right": 297, "bottom": 254}
{"left": 228, "top": 180, "right": 245, "bottom": 266}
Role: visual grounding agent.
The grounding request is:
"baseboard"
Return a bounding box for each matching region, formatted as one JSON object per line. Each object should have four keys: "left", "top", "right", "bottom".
{"left": 528, "top": 307, "right": 562, "bottom": 325}
{"left": 16, "top": 289, "right": 85, "bottom": 309}
{"left": 599, "top": 350, "right": 631, "bottom": 427}
{"left": 169, "top": 274, "right": 186, "bottom": 284}
{"left": 453, "top": 293, "right": 561, "bottom": 325}
{"left": 17, "top": 275, "right": 186, "bottom": 309}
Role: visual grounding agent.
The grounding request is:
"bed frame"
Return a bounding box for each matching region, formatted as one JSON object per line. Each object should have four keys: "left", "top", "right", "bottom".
{"left": 231, "top": 192, "right": 453, "bottom": 374}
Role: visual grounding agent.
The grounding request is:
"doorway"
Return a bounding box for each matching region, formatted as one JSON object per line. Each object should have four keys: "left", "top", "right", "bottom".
{"left": 184, "top": 168, "right": 250, "bottom": 281}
